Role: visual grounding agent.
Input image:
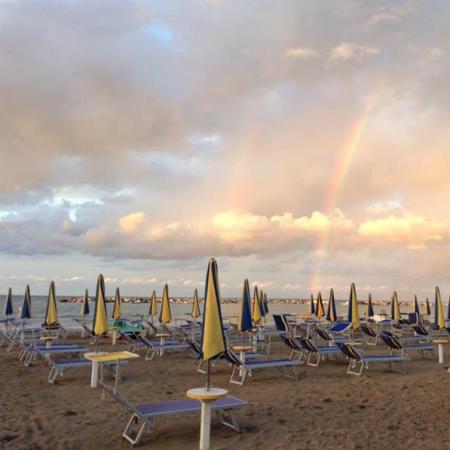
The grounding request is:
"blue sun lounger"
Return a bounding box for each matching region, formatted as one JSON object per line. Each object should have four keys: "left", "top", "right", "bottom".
{"left": 136, "top": 335, "right": 190, "bottom": 360}
{"left": 379, "top": 332, "right": 434, "bottom": 359}
{"left": 296, "top": 337, "right": 342, "bottom": 367}
{"left": 100, "top": 384, "right": 247, "bottom": 446}
{"left": 224, "top": 350, "right": 303, "bottom": 385}
{"left": 338, "top": 343, "right": 410, "bottom": 376}
{"left": 48, "top": 358, "right": 128, "bottom": 384}
{"left": 24, "top": 345, "right": 89, "bottom": 367}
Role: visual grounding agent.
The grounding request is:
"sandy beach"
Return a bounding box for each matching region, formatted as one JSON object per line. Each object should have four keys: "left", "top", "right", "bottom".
{"left": 1, "top": 335, "right": 450, "bottom": 450}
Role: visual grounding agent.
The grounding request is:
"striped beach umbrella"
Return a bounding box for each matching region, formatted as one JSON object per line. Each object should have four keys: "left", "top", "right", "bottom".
{"left": 44, "top": 281, "right": 58, "bottom": 326}
{"left": 159, "top": 283, "right": 172, "bottom": 324}
{"left": 81, "top": 289, "right": 90, "bottom": 316}
{"left": 252, "top": 286, "right": 262, "bottom": 324}
{"left": 367, "top": 293, "right": 375, "bottom": 319}
{"left": 20, "top": 285, "right": 31, "bottom": 319}
{"left": 112, "top": 287, "right": 121, "bottom": 320}
{"left": 391, "top": 291, "right": 400, "bottom": 322}
{"left": 326, "top": 288, "right": 337, "bottom": 322}
{"left": 426, "top": 297, "right": 431, "bottom": 316}
{"left": 347, "top": 283, "right": 360, "bottom": 329}
{"left": 309, "top": 294, "right": 316, "bottom": 315}
{"left": 434, "top": 286, "right": 445, "bottom": 329}
{"left": 92, "top": 274, "right": 108, "bottom": 336}
{"left": 192, "top": 288, "right": 201, "bottom": 320}
{"left": 413, "top": 295, "right": 420, "bottom": 316}
{"left": 200, "top": 258, "right": 226, "bottom": 375}
{"left": 237, "top": 279, "right": 252, "bottom": 333}
{"left": 149, "top": 290, "right": 158, "bottom": 317}
{"left": 316, "top": 292, "right": 325, "bottom": 318}
{"left": 4, "top": 288, "right": 13, "bottom": 316}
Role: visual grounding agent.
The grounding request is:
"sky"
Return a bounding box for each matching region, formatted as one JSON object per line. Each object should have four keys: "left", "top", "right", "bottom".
{"left": 0, "top": 0, "right": 450, "bottom": 299}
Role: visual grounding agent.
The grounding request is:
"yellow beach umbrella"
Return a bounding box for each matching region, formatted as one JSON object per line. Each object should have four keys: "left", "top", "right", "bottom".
{"left": 316, "top": 291, "right": 325, "bottom": 318}
{"left": 252, "top": 285, "right": 262, "bottom": 324}
{"left": 92, "top": 274, "right": 108, "bottom": 336}
{"left": 44, "top": 281, "right": 58, "bottom": 326}
{"left": 201, "top": 258, "right": 226, "bottom": 364}
{"left": 112, "top": 287, "right": 121, "bottom": 320}
{"left": 159, "top": 283, "right": 172, "bottom": 324}
{"left": 192, "top": 288, "right": 201, "bottom": 320}
{"left": 149, "top": 290, "right": 158, "bottom": 316}
{"left": 347, "top": 282, "right": 360, "bottom": 329}
{"left": 434, "top": 286, "right": 445, "bottom": 329}
{"left": 391, "top": 291, "right": 400, "bottom": 322}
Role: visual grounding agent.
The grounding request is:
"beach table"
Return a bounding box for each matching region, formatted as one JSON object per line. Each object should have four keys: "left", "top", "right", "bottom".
{"left": 232, "top": 345, "right": 253, "bottom": 377}
{"left": 187, "top": 387, "right": 228, "bottom": 450}
{"left": 155, "top": 333, "right": 171, "bottom": 356}
{"left": 84, "top": 351, "right": 139, "bottom": 392}
{"left": 433, "top": 339, "right": 448, "bottom": 364}
{"left": 39, "top": 335, "right": 57, "bottom": 349}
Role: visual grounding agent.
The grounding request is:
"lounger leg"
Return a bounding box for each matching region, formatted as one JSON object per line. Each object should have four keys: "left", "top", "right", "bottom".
{"left": 122, "top": 414, "right": 150, "bottom": 446}
{"left": 307, "top": 352, "right": 321, "bottom": 367}
{"left": 347, "top": 359, "right": 363, "bottom": 376}
{"left": 230, "top": 365, "right": 246, "bottom": 385}
{"left": 216, "top": 410, "right": 241, "bottom": 432}
{"left": 197, "top": 360, "right": 207, "bottom": 374}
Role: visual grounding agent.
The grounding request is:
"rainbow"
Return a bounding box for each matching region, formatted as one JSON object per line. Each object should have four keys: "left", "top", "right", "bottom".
{"left": 309, "top": 80, "right": 384, "bottom": 292}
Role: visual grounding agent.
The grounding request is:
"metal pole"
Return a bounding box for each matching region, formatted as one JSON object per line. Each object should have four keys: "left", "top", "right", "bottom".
{"left": 206, "top": 360, "right": 210, "bottom": 391}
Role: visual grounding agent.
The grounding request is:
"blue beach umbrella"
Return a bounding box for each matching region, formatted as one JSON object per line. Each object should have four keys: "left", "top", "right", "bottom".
{"left": 413, "top": 295, "right": 420, "bottom": 316}
{"left": 326, "top": 288, "right": 337, "bottom": 322}
{"left": 309, "top": 294, "right": 316, "bottom": 315}
{"left": 237, "top": 279, "right": 252, "bottom": 333}
{"left": 81, "top": 289, "right": 90, "bottom": 316}
{"left": 367, "top": 293, "right": 375, "bottom": 319}
{"left": 263, "top": 292, "right": 269, "bottom": 314}
{"left": 447, "top": 296, "right": 450, "bottom": 321}
{"left": 20, "top": 285, "right": 31, "bottom": 320}
{"left": 4, "top": 288, "right": 13, "bottom": 316}
{"left": 426, "top": 298, "right": 431, "bottom": 316}
{"left": 259, "top": 290, "right": 266, "bottom": 318}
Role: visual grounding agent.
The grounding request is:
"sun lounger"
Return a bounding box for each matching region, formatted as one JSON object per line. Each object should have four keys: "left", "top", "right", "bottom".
{"left": 313, "top": 325, "right": 349, "bottom": 344}
{"left": 24, "top": 345, "right": 89, "bottom": 367}
{"left": 338, "top": 343, "right": 410, "bottom": 376}
{"left": 379, "top": 332, "right": 434, "bottom": 359}
{"left": 101, "top": 385, "right": 247, "bottom": 446}
{"left": 136, "top": 335, "right": 190, "bottom": 360}
{"left": 297, "top": 337, "right": 342, "bottom": 367}
{"left": 224, "top": 350, "right": 302, "bottom": 385}
{"left": 48, "top": 358, "right": 128, "bottom": 384}
{"left": 360, "top": 324, "right": 378, "bottom": 345}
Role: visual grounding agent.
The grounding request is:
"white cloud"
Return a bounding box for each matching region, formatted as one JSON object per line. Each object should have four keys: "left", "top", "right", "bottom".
{"left": 329, "top": 43, "right": 379, "bottom": 62}
{"left": 284, "top": 47, "right": 319, "bottom": 59}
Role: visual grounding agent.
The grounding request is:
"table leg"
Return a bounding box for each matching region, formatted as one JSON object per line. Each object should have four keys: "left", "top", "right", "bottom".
{"left": 91, "top": 361, "right": 99, "bottom": 388}
{"left": 160, "top": 337, "right": 165, "bottom": 356}
{"left": 239, "top": 351, "right": 246, "bottom": 377}
{"left": 112, "top": 330, "right": 117, "bottom": 346}
{"left": 199, "top": 401, "right": 212, "bottom": 450}
{"left": 438, "top": 344, "right": 445, "bottom": 364}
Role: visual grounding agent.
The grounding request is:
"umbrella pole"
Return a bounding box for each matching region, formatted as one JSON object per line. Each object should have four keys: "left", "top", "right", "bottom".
{"left": 206, "top": 360, "right": 210, "bottom": 391}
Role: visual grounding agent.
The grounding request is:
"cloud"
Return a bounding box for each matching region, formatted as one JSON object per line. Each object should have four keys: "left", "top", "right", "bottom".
{"left": 358, "top": 215, "right": 446, "bottom": 249}
{"left": 119, "top": 211, "right": 146, "bottom": 234}
{"left": 329, "top": 43, "right": 379, "bottom": 62}
{"left": 284, "top": 47, "right": 319, "bottom": 59}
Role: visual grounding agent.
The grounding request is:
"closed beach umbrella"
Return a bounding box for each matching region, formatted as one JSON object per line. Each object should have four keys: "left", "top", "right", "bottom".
{"left": 252, "top": 286, "right": 262, "bottom": 324}
{"left": 434, "top": 286, "right": 445, "bottom": 329}
{"left": 159, "top": 283, "right": 172, "bottom": 324}
{"left": 447, "top": 296, "right": 450, "bottom": 321}
{"left": 413, "top": 295, "right": 420, "bottom": 316}
{"left": 4, "top": 288, "right": 13, "bottom": 316}
{"left": 391, "top": 291, "right": 401, "bottom": 322}
{"left": 237, "top": 279, "right": 252, "bottom": 332}
{"left": 326, "top": 288, "right": 337, "bottom": 322}
{"left": 201, "top": 258, "right": 226, "bottom": 366}
{"left": 44, "top": 281, "right": 58, "bottom": 326}
{"left": 81, "top": 289, "right": 90, "bottom": 316}
{"left": 112, "top": 287, "right": 121, "bottom": 320}
{"left": 259, "top": 290, "right": 266, "bottom": 318}
{"left": 309, "top": 294, "right": 316, "bottom": 315}
{"left": 263, "top": 292, "right": 269, "bottom": 314}
{"left": 316, "top": 292, "right": 325, "bottom": 318}
{"left": 192, "top": 288, "right": 201, "bottom": 320}
{"left": 149, "top": 290, "right": 158, "bottom": 317}
{"left": 92, "top": 274, "right": 108, "bottom": 336}
{"left": 367, "top": 293, "right": 375, "bottom": 318}
{"left": 20, "top": 285, "right": 31, "bottom": 319}
{"left": 347, "top": 283, "right": 360, "bottom": 329}
{"left": 426, "top": 298, "right": 431, "bottom": 316}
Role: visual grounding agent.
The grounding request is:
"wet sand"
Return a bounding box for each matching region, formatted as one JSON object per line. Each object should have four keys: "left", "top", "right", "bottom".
{"left": 1, "top": 337, "right": 450, "bottom": 450}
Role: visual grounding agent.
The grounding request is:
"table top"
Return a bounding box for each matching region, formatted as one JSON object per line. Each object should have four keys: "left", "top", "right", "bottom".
{"left": 39, "top": 336, "right": 57, "bottom": 341}
{"left": 84, "top": 351, "right": 139, "bottom": 362}
{"left": 433, "top": 339, "right": 449, "bottom": 344}
{"left": 186, "top": 387, "right": 228, "bottom": 401}
{"left": 232, "top": 345, "right": 253, "bottom": 352}
{"left": 155, "top": 333, "right": 171, "bottom": 338}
